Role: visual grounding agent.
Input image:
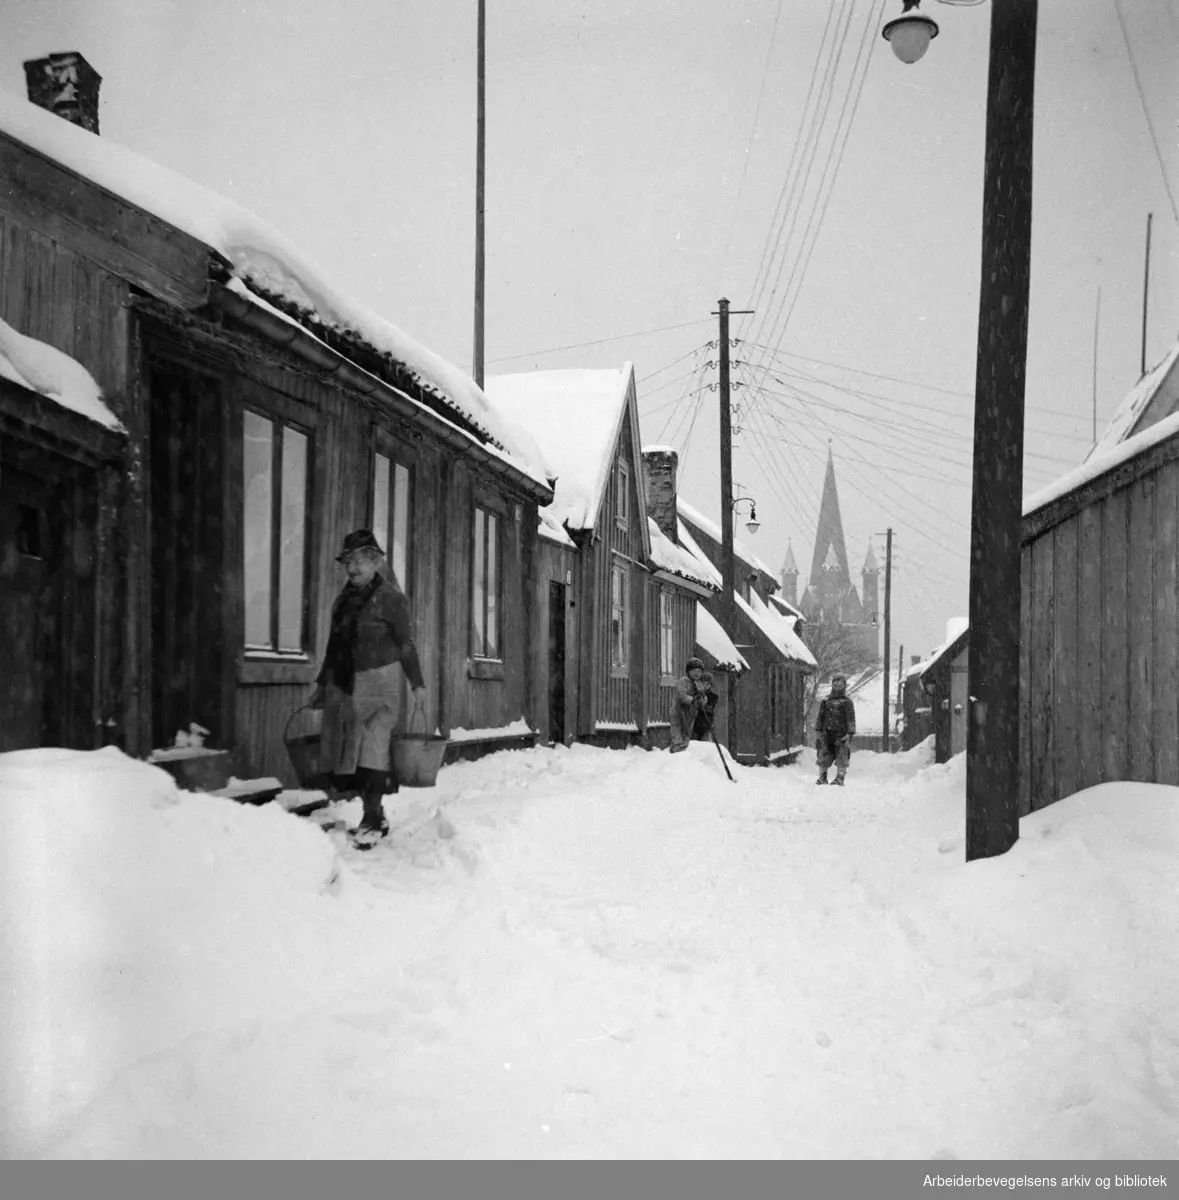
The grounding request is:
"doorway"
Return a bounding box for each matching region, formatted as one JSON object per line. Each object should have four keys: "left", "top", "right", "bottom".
{"left": 548, "top": 581, "right": 566, "bottom": 744}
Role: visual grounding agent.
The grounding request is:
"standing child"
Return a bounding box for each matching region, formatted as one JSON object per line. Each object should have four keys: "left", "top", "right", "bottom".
{"left": 691, "top": 671, "right": 720, "bottom": 741}
{"left": 815, "top": 673, "right": 856, "bottom": 786}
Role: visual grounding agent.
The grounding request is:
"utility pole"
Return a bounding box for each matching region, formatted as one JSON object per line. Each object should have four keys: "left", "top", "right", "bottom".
{"left": 881, "top": 528, "right": 892, "bottom": 753}
{"left": 966, "top": 0, "right": 1037, "bottom": 862}
{"left": 1142, "top": 212, "right": 1153, "bottom": 378}
{"left": 472, "top": 0, "right": 486, "bottom": 388}
{"left": 713, "top": 297, "right": 753, "bottom": 753}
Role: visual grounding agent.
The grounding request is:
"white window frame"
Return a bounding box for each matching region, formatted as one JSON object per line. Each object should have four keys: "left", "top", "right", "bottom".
{"left": 472, "top": 503, "right": 502, "bottom": 660}
{"left": 610, "top": 561, "right": 628, "bottom": 672}
{"left": 615, "top": 460, "right": 629, "bottom": 531}
{"left": 243, "top": 408, "right": 312, "bottom": 657}
{"left": 371, "top": 450, "right": 412, "bottom": 595}
{"left": 659, "top": 588, "right": 675, "bottom": 677}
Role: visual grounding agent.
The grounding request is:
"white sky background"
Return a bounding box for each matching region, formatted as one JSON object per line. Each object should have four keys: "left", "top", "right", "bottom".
{"left": 4, "top": 0, "right": 1178, "bottom": 660}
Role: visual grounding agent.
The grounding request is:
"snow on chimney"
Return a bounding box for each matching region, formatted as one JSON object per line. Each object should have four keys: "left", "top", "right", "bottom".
{"left": 24, "top": 53, "right": 102, "bottom": 134}
{"left": 642, "top": 446, "right": 679, "bottom": 545}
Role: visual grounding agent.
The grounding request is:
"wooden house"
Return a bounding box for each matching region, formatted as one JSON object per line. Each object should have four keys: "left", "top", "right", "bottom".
{"left": 901, "top": 626, "right": 969, "bottom": 762}
{"left": 676, "top": 499, "right": 815, "bottom": 764}
{"left": 1019, "top": 343, "right": 1179, "bottom": 814}
{"left": 0, "top": 60, "right": 554, "bottom": 783}
{"left": 484, "top": 369, "right": 718, "bottom": 747}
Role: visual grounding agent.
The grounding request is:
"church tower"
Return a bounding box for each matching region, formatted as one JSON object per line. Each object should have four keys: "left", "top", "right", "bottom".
{"left": 803, "top": 447, "right": 853, "bottom": 620}
{"left": 801, "top": 448, "right": 881, "bottom": 665}
{"left": 779, "top": 541, "right": 799, "bottom": 607}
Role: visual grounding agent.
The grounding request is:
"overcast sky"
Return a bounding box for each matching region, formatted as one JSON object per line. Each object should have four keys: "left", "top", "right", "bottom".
{"left": 5, "top": 0, "right": 1177, "bottom": 662}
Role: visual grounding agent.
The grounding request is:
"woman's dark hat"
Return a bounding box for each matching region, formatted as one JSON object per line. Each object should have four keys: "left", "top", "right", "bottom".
{"left": 685, "top": 656, "right": 705, "bottom": 672}
{"left": 336, "top": 528, "right": 385, "bottom": 562}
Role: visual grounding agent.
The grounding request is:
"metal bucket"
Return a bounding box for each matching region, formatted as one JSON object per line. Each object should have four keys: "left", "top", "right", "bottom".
{"left": 283, "top": 705, "right": 331, "bottom": 789}
{"left": 390, "top": 705, "right": 449, "bottom": 788}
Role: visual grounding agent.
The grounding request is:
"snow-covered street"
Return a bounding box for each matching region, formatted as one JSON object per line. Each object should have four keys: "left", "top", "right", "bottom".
{"left": 2, "top": 739, "right": 1177, "bottom": 1159}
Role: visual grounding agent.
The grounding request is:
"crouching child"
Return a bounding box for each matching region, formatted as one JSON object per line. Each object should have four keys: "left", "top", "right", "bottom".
{"left": 815, "top": 673, "right": 856, "bottom": 786}
{"left": 670, "top": 657, "right": 708, "bottom": 753}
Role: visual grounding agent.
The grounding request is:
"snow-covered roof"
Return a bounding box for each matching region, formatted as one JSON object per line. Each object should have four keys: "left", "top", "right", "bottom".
{"left": 1024, "top": 407, "right": 1179, "bottom": 518}
{"left": 0, "top": 316, "right": 122, "bottom": 430}
{"left": 909, "top": 623, "right": 970, "bottom": 680}
{"left": 538, "top": 507, "right": 576, "bottom": 548}
{"left": 769, "top": 593, "right": 805, "bottom": 622}
{"left": 1087, "top": 339, "right": 1179, "bottom": 460}
{"left": 484, "top": 367, "right": 633, "bottom": 530}
{"left": 675, "top": 520, "right": 723, "bottom": 587}
{"left": 737, "top": 590, "right": 816, "bottom": 669}
{"left": 647, "top": 518, "right": 718, "bottom": 591}
{"left": 695, "top": 603, "right": 748, "bottom": 672}
{"left": 0, "top": 86, "right": 550, "bottom": 486}
{"left": 677, "top": 497, "right": 776, "bottom": 580}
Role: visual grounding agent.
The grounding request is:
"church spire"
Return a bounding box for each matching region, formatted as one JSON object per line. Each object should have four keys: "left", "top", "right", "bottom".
{"left": 808, "top": 445, "right": 851, "bottom": 590}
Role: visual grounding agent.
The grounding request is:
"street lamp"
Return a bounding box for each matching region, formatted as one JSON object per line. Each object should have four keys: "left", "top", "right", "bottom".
{"left": 882, "top": 0, "right": 939, "bottom": 63}
{"left": 732, "top": 492, "right": 760, "bottom": 535}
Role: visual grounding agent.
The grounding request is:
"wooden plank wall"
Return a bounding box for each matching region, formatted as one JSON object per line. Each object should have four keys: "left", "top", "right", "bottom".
{"left": 0, "top": 209, "right": 138, "bottom": 748}
{"left": 223, "top": 351, "right": 538, "bottom": 784}
{"left": 1020, "top": 454, "right": 1179, "bottom": 812}
{"left": 590, "top": 416, "right": 649, "bottom": 731}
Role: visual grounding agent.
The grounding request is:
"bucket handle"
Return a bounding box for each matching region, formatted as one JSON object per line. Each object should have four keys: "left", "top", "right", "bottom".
{"left": 284, "top": 704, "right": 318, "bottom": 742}
{"left": 406, "top": 697, "right": 427, "bottom": 736}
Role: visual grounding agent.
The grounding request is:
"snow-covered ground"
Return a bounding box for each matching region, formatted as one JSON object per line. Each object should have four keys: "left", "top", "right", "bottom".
{"left": 1, "top": 739, "right": 1176, "bottom": 1160}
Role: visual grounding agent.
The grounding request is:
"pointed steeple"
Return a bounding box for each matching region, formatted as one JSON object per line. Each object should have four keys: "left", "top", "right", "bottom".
{"left": 808, "top": 446, "right": 851, "bottom": 591}
{"left": 780, "top": 540, "right": 800, "bottom": 606}
{"left": 862, "top": 541, "right": 878, "bottom": 574}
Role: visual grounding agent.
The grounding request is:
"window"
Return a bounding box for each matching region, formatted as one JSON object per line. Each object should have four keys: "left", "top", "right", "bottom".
{"left": 472, "top": 504, "right": 501, "bottom": 659}
{"left": 659, "top": 589, "right": 674, "bottom": 675}
{"left": 371, "top": 451, "right": 411, "bottom": 592}
{"left": 611, "top": 562, "right": 628, "bottom": 669}
{"left": 615, "top": 461, "right": 629, "bottom": 529}
{"left": 243, "top": 410, "right": 310, "bottom": 654}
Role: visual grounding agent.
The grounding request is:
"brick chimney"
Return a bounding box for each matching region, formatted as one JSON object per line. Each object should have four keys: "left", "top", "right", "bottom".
{"left": 642, "top": 447, "right": 679, "bottom": 544}
{"left": 24, "top": 53, "right": 102, "bottom": 134}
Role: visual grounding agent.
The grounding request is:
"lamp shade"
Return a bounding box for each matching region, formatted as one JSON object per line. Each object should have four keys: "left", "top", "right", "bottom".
{"left": 882, "top": 11, "right": 939, "bottom": 63}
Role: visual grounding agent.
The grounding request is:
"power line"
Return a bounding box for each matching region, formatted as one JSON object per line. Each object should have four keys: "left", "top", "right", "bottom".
{"left": 486, "top": 319, "right": 712, "bottom": 366}
{"left": 714, "top": 0, "right": 787, "bottom": 294}
{"left": 1113, "top": 0, "right": 1179, "bottom": 227}
{"left": 750, "top": 0, "right": 885, "bottom": 363}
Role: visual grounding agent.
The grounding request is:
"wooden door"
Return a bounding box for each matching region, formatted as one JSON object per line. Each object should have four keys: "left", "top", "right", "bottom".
{"left": 548, "top": 581, "right": 567, "bottom": 744}
{"left": 148, "top": 359, "right": 226, "bottom": 751}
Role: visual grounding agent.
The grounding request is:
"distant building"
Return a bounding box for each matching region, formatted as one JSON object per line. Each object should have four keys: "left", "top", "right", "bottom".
{"left": 796, "top": 448, "right": 879, "bottom": 665}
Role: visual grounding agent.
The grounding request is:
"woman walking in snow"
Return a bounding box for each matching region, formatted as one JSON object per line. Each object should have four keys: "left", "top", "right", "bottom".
{"left": 815, "top": 672, "right": 855, "bottom": 786}
{"left": 309, "top": 529, "right": 427, "bottom": 848}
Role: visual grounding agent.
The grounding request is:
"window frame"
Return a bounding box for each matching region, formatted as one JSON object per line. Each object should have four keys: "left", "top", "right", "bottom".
{"left": 369, "top": 443, "right": 414, "bottom": 598}
{"left": 615, "top": 459, "right": 630, "bottom": 531}
{"left": 610, "top": 560, "right": 628, "bottom": 675}
{"left": 659, "top": 587, "right": 675, "bottom": 679}
{"left": 242, "top": 404, "right": 314, "bottom": 664}
{"left": 471, "top": 500, "right": 503, "bottom": 663}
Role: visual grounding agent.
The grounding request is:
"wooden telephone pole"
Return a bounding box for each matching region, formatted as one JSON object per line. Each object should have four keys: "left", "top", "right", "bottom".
{"left": 966, "top": 0, "right": 1037, "bottom": 862}
{"left": 472, "top": 0, "right": 486, "bottom": 388}
{"left": 714, "top": 298, "right": 753, "bottom": 752}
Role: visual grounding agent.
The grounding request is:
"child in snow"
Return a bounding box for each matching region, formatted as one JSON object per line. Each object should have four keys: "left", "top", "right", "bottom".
{"left": 691, "top": 671, "right": 719, "bottom": 741}
{"left": 670, "top": 657, "right": 709, "bottom": 753}
{"left": 815, "top": 673, "right": 856, "bottom": 786}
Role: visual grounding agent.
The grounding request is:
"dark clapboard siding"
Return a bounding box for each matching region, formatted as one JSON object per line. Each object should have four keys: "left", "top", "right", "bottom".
{"left": 1020, "top": 447, "right": 1179, "bottom": 812}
